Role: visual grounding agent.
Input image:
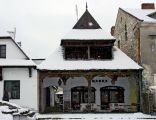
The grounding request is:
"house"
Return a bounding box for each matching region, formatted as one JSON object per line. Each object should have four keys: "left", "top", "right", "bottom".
{"left": 0, "top": 36, "right": 38, "bottom": 110}
{"left": 38, "top": 6, "right": 142, "bottom": 113}
{"left": 113, "top": 3, "right": 156, "bottom": 112}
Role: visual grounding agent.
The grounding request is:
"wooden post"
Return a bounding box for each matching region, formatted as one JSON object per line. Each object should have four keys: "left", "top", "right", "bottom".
{"left": 84, "top": 75, "right": 95, "bottom": 112}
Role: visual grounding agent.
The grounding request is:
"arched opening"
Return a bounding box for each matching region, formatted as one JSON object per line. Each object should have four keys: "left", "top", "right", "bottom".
{"left": 100, "top": 86, "right": 124, "bottom": 110}
{"left": 71, "top": 86, "right": 95, "bottom": 110}
{"left": 44, "top": 86, "right": 63, "bottom": 113}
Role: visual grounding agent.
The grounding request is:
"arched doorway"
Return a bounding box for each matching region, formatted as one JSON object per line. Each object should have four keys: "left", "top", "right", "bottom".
{"left": 71, "top": 86, "right": 95, "bottom": 110}
{"left": 100, "top": 86, "right": 124, "bottom": 110}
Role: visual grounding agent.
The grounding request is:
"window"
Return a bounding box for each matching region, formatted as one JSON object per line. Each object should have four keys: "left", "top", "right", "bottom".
{"left": 151, "top": 44, "right": 155, "bottom": 51}
{"left": 71, "top": 86, "right": 95, "bottom": 110}
{"left": 65, "top": 47, "right": 88, "bottom": 59}
{"left": 118, "top": 40, "right": 120, "bottom": 48}
{"left": 125, "top": 24, "right": 127, "bottom": 41}
{"left": 90, "top": 46, "right": 112, "bottom": 59}
{"left": 4, "top": 81, "right": 20, "bottom": 99}
{"left": 101, "top": 86, "right": 124, "bottom": 103}
{"left": 0, "top": 45, "right": 6, "bottom": 58}
{"left": 100, "top": 86, "right": 124, "bottom": 110}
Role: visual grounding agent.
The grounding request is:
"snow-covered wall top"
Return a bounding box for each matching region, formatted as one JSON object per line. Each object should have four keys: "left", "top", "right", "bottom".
{"left": 0, "top": 59, "right": 36, "bottom": 66}
{"left": 62, "top": 29, "right": 114, "bottom": 40}
{"left": 38, "top": 47, "right": 142, "bottom": 70}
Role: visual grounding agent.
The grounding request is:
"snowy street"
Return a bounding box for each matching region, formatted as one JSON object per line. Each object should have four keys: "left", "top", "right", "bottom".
{"left": 36, "top": 113, "right": 156, "bottom": 120}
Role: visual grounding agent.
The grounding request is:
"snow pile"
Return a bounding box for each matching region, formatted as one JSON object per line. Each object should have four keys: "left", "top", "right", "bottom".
{"left": 0, "top": 112, "right": 13, "bottom": 120}
{"left": 38, "top": 47, "right": 142, "bottom": 70}
{"left": 0, "top": 100, "right": 36, "bottom": 119}
{"left": 62, "top": 29, "right": 114, "bottom": 40}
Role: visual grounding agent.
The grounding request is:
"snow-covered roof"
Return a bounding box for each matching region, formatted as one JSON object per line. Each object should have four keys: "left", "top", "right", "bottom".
{"left": 121, "top": 8, "right": 156, "bottom": 23}
{"left": 0, "top": 59, "right": 36, "bottom": 67}
{"left": 38, "top": 47, "right": 142, "bottom": 70}
{"left": 62, "top": 29, "right": 114, "bottom": 40}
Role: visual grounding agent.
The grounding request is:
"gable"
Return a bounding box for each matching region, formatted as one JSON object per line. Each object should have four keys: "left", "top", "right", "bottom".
{"left": 73, "top": 9, "right": 101, "bottom": 29}
{"left": 0, "top": 37, "right": 29, "bottom": 59}
{"left": 148, "top": 11, "right": 156, "bottom": 19}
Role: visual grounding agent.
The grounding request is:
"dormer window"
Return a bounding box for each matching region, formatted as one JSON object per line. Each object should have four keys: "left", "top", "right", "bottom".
{"left": 0, "top": 45, "right": 6, "bottom": 58}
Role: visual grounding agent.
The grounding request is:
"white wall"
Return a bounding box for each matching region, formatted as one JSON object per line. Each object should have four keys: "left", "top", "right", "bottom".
{"left": 0, "top": 38, "right": 27, "bottom": 59}
{"left": 43, "top": 76, "right": 133, "bottom": 111}
{"left": 0, "top": 68, "right": 38, "bottom": 111}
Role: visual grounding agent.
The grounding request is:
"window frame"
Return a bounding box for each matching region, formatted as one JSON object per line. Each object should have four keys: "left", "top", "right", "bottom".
{"left": 0, "top": 45, "right": 6, "bottom": 58}
{"left": 71, "top": 86, "right": 95, "bottom": 104}
{"left": 100, "top": 86, "right": 124, "bottom": 103}
{"left": 4, "top": 80, "right": 20, "bottom": 99}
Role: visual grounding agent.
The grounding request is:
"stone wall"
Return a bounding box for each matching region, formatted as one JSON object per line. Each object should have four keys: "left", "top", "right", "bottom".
{"left": 114, "top": 8, "right": 141, "bottom": 63}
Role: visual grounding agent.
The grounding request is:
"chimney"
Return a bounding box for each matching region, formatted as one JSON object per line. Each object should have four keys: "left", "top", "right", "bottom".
{"left": 141, "top": 3, "right": 155, "bottom": 9}
{"left": 111, "top": 26, "right": 115, "bottom": 36}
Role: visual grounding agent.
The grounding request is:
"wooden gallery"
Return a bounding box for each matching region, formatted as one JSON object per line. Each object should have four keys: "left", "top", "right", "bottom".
{"left": 38, "top": 7, "right": 142, "bottom": 113}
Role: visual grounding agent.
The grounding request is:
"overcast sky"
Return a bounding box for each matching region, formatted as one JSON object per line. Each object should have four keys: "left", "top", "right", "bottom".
{"left": 0, "top": 0, "right": 156, "bottom": 58}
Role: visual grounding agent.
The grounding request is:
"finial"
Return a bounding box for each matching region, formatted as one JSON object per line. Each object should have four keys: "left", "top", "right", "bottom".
{"left": 86, "top": 2, "right": 88, "bottom": 10}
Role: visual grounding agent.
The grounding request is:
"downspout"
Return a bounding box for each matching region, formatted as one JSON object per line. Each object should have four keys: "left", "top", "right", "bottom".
{"left": 138, "top": 69, "right": 143, "bottom": 112}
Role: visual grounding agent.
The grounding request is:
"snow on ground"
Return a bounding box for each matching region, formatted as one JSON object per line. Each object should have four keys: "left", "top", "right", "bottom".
{"left": 0, "top": 112, "right": 13, "bottom": 120}
{"left": 0, "top": 100, "right": 36, "bottom": 120}
{"left": 36, "top": 113, "right": 156, "bottom": 120}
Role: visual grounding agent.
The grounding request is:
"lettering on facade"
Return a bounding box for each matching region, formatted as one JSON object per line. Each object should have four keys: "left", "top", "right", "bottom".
{"left": 92, "top": 79, "right": 108, "bottom": 83}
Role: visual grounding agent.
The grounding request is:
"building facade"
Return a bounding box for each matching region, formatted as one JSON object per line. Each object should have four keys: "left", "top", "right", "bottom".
{"left": 114, "top": 3, "right": 156, "bottom": 112}
{"left": 114, "top": 3, "right": 156, "bottom": 88}
{"left": 0, "top": 37, "right": 38, "bottom": 110}
{"left": 38, "top": 7, "right": 142, "bottom": 113}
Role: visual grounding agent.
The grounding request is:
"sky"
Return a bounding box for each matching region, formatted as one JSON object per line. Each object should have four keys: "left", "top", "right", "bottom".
{"left": 0, "top": 0, "right": 156, "bottom": 58}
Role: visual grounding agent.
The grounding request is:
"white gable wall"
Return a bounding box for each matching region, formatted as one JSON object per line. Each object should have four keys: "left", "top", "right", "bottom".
{"left": 0, "top": 68, "right": 38, "bottom": 111}
{"left": 0, "top": 38, "right": 27, "bottom": 59}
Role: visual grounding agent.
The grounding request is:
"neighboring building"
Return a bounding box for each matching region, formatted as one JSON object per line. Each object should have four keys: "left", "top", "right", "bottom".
{"left": 114, "top": 3, "right": 156, "bottom": 89}
{"left": 38, "top": 6, "right": 142, "bottom": 113}
{"left": 0, "top": 36, "right": 38, "bottom": 110}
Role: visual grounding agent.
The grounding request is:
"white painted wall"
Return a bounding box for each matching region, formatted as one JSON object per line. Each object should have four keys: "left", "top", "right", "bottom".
{"left": 0, "top": 68, "right": 38, "bottom": 111}
{"left": 42, "top": 76, "right": 134, "bottom": 112}
{"left": 0, "top": 38, "right": 27, "bottom": 59}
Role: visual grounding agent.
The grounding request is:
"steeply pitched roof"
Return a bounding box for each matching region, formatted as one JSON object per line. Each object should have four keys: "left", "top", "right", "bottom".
{"left": 73, "top": 9, "right": 101, "bottom": 29}
{"left": 0, "top": 36, "right": 36, "bottom": 67}
{"left": 0, "top": 36, "right": 30, "bottom": 60}
{"left": 120, "top": 8, "right": 156, "bottom": 23}
{"left": 62, "top": 8, "right": 113, "bottom": 40}
{"left": 38, "top": 47, "right": 142, "bottom": 70}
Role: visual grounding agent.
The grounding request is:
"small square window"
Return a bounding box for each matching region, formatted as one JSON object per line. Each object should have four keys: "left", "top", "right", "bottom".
{"left": 4, "top": 80, "right": 20, "bottom": 99}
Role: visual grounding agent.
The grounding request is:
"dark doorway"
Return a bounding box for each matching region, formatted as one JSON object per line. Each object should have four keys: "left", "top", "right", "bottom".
{"left": 46, "top": 87, "right": 50, "bottom": 107}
